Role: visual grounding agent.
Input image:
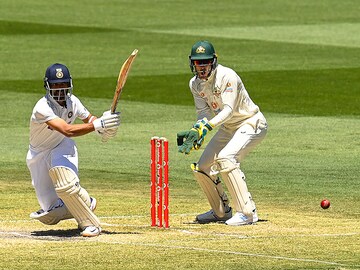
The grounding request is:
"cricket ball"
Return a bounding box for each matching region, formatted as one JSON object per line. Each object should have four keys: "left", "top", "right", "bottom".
{"left": 320, "top": 199, "right": 330, "bottom": 209}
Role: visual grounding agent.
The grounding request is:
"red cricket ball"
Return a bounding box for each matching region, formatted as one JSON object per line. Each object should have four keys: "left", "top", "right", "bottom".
{"left": 321, "top": 199, "right": 330, "bottom": 209}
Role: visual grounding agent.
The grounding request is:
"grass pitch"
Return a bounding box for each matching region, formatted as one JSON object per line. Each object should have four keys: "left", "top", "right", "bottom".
{"left": 0, "top": 1, "right": 359, "bottom": 269}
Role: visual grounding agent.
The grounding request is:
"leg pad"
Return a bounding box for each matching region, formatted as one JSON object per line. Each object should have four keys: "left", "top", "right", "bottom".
{"left": 216, "top": 158, "right": 255, "bottom": 216}
{"left": 191, "top": 163, "right": 229, "bottom": 218}
{"left": 49, "top": 166, "right": 101, "bottom": 229}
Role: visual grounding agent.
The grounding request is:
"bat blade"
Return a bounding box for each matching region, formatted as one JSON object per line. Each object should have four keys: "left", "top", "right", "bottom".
{"left": 110, "top": 49, "right": 138, "bottom": 113}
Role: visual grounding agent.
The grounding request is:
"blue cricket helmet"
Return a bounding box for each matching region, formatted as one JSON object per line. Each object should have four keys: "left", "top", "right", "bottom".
{"left": 44, "top": 63, "right": 73, "bottom": 103}
{"left": 44, "top": 63, "right": 72, "bottom": 84}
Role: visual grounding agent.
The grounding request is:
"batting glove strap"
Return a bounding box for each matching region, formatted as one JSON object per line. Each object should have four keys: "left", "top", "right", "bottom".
{"left": 93, "top": 118, "right": 106, "bottom": 131}
{"left": 93, "top": 113, "right": 120, "bottom": 131}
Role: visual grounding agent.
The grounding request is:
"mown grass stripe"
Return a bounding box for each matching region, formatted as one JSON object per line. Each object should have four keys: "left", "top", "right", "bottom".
{"left": 136, "top": 22, "right": 360, "bottom": 48}
{"left": 0, "top": 20, "right": 123, "bottom": 35}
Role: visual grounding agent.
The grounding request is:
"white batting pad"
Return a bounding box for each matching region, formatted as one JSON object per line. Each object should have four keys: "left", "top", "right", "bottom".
{"left": 49, "top": 166, "right": 101, "bottom": 229}
{"left": 216, "top": 158, "right": 255, "bottom": 216}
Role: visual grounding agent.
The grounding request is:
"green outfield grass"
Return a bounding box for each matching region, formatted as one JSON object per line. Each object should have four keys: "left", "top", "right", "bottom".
{"left": 1, "top": 1, "right": 359, "bottom": 269}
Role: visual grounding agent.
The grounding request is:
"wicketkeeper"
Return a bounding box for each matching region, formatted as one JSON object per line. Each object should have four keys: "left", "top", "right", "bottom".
{"left": 177, "top": 41, "right": 268, "bottom": 225}
{"left": 26, "top": 63, "right": 120, "bottom": 237}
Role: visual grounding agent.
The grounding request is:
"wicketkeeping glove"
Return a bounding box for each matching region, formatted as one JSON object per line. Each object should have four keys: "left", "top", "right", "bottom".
{"left": 177, "top": 118, "right": 213, "bottom": 154}
{"left": 177, "top": 130, "right": 199, "bottom": 154}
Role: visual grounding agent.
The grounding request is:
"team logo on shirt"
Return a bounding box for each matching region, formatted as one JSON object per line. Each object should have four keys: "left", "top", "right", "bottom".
{"left": 225, "top": 82, "right": 233, "bottom": 92}
{"left": 213, "top": 88, "right": 221, "bottom": 98}
{"left": 68, "top": 111, "right": 73, "bottom": 118}
{"left": 211, "top": 102, "right": 219, "bottom": 110}
{"left": 56, "top": 68, "right": 64, "bottom": 78}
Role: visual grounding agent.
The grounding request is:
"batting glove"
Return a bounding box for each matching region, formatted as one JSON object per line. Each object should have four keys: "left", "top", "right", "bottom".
{"left": 93, "top": 112, "right": 120, "bottom": 132}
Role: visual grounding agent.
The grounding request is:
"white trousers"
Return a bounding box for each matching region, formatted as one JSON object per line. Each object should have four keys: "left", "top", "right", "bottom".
{"left": 197, "top": 112, "right": 268, "bottom": 179}
{"left": 26, "top": 138, "right": 78, "bottom": 211}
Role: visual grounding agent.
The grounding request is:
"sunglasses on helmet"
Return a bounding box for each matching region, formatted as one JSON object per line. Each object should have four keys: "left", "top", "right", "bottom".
{"left": 193, "top": 59, "right": 213, "bottom": 66}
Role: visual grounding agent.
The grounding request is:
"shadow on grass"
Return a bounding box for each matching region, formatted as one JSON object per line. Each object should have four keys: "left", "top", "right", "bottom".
{"left": 31, "top": 229, "right": 141, "bottom": 240}
{"left": 183, "top": 218, "right": 268, "bottom": 225}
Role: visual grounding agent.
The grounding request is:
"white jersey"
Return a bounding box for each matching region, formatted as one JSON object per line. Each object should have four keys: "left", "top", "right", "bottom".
{"left": 189, "top": 64, "right": 260, "bottom": 129}
{"left": 29, "top": 94, "right": 90, "bottom": 152}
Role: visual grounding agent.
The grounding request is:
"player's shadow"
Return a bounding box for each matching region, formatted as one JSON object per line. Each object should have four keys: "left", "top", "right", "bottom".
{"left": 183, "top": 218, "right": 268, "bottom": 225}
{"left": 31, "top": 229, "right": 136, "bottom": 239}
{"left": 257, "top": 219, "right": 268, "bottom": 223}
{"left": 31, "top": 229, "right": 79, "bottom": 238}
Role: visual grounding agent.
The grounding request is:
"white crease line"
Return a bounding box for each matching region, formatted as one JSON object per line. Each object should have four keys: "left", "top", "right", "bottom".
{"left": 99, "top": 223, "right": 360, "bottom": 240}
{"left": 96, "top": 239, "right": 357, "bottom": 267}
{"left": 100, "top": 222, "right": 149, "bottom": 228}
{"left": 100, "top": 213, "right": 197, "bottom": 219}
{"left": 0, "top": 231, "right": 34, "bottom": 238}
{"left": 2, "top": 217, "right": 359, "bottom": 240}
{"left": 176, "top": 229, "right": 360, "bottom": 239}
{"left": 1, "top": 231, "right": 358, "bottom": 267}
{"left": 0, "top": 213, "right": 197, "bottom": 223}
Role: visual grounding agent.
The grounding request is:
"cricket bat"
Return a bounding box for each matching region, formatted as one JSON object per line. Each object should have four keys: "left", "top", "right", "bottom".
{"left": 110, "top": 49, "right": 139, "bottom": 113}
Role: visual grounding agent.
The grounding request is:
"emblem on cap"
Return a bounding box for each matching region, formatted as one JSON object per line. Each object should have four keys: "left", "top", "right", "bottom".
{"left": 196, "top": 46, "right": 206, "bottom": 53}
{"left": 55, "top": 68, "right": 64, "bottom": 78}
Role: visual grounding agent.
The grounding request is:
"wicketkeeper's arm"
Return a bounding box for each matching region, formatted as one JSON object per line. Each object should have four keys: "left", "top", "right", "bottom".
{"left": 207, "top": 104, "right": 233, "bottom": 127}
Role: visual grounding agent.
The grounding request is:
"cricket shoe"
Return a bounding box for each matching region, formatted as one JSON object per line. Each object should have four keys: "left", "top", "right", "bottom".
{"left": 225, "top": 211, "right": 258, "bottom": 226}
{"left": 195, "top": 206, "right": 232, "bottom": 224}
{"left": 81, "top": 226, "right": 101, "bottom": 237}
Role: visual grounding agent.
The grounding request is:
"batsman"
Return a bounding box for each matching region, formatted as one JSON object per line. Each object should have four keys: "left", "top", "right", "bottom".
{"left": 26, "top": 63, "right": 120, "bottom": 237}
{"left": 177, "top": 41, "right": 268, "bottom": 225}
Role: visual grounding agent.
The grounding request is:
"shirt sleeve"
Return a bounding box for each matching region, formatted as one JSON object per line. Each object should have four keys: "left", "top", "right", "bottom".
{"left": 72, "top": 95, "right": 91, "bottom": 120}
{"left": 220, "top": 73, "right": 239, "bottom": 111}
{"left": 209, "top": 73, "right": 239, "bottom": 127}
{"left": 31, "top": 101, "right": 58, "bottom": 124}
{"left": 209, "top": 105, "right": 233, "bottom": 127}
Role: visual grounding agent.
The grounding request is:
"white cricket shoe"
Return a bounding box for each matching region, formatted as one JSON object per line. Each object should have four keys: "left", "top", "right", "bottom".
{"left": 196, "top": 206, "right": 232, "bottom": 223}
{"left": 81, "top": 226, "right": 101, "bottom": 237}
{"left": 225, "top": 211, "right": 258, "bottom": 226}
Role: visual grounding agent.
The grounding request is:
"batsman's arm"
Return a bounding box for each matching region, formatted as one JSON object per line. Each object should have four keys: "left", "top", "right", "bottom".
{"left": 46, "top": 118, "right": 96, "bottom": 137}
{"left": 46, "top": 112, "right": 120, "bottom": 137}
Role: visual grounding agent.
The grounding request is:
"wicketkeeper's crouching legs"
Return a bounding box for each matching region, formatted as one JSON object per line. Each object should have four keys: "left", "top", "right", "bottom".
{"left": 215, "top": 157, "right": 258, "bottom": 226}
{"left": 191, "top": 163, "right": 232, "bottom": 223}
{"left": 48, "top": 166, "right": 101, "bottom": 236}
